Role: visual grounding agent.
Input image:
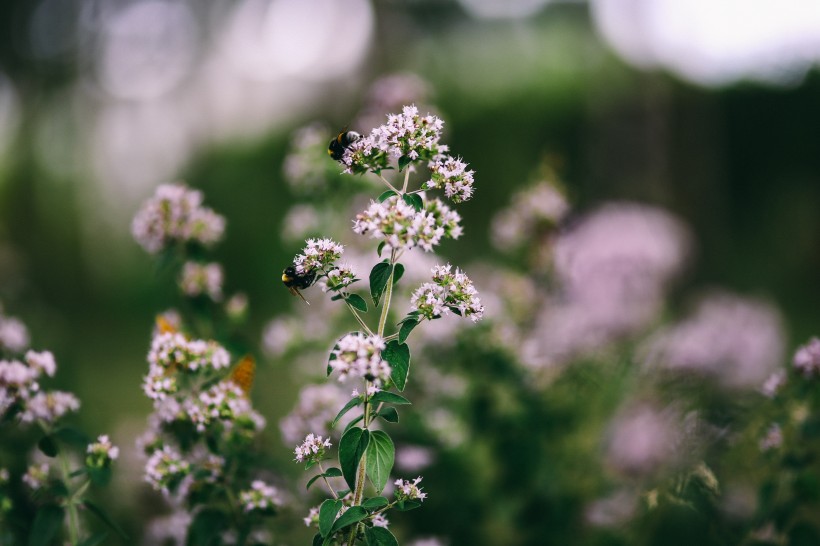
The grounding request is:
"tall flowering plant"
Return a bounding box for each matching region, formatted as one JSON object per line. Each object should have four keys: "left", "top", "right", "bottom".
{"left": 0, "top": 306, "right": 123, "bottom": 545}
{"left": 286, "top": 106, "right": 483, "bottom": 546}
{"left": 132, "top": 184, "right": 277, "bottom": 545}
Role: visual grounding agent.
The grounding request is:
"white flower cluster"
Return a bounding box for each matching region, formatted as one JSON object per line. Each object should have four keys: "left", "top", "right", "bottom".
{"left": 0, "top": 350, "right": 79, "bottom": 424}
{"left": 181, "top": 381, "right": 265, "bottom": 433}
{"left": 410, "top": 265, "right": 484, "bottom": 322}
{"left": 352, "top": 195, "right": 461, "bottom": 253}
{"left": 330, "top": 333, "right": 391, "bottom": 385}
{"left": 132, "top": 183, "right": 226, "bottom": 254}
{"left": 321, "top": 263, "right": 358, "bottom": 293}
{"left": 303, "top": 505, "right": 320, "bottom": 527}
{"left": 144, "top": 445, "right": 191, "bottom": 494}
{"left": 86, "top": 435, "right": 120, "bottom": 468}
{"left": 0, "top": 308, "right": 29, "bottom": 353}
{"left": 394, "top": 477, "right": 427, "bottom": 502}
{"left": 22, "top": 463, "right": 50, "bottom": 490}
{"left": 294, "top": 433, "right": 332, "bottom": 463}
{"left": 239, "top": 480, "right": 281, "bottom": 513}
{"left": 342, "top": 105, "right": 446, "bottom": 173}
{"left": 793, "top": 337, "right": 820, "bottom": 376}
{"left": 179, "top": 261, "right": 224, "bottom": 301}
{"left": 143, "top": 332, "right": 231, "bottom": 400}
{"left": 294, "top": 238, "right": 345, "bottom": 275}
{"left": 426, "top": 156, "right": 475, "bottom": 203}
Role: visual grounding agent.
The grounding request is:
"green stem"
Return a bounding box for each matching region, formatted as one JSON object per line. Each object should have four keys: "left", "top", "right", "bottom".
{"left": 376, "top": 174, "right": 401, "bottom": 194}
{"left": 317, "top": 462, "right": 339, "bottom": 500}
{"left": 401, "top": 168, "right": 411, "bottom": 193}
{"left": 57, "top": 452, "right": 81, "bottom": 544}
{"left": 345, "top": 301, "right": 373, "bottom": 335}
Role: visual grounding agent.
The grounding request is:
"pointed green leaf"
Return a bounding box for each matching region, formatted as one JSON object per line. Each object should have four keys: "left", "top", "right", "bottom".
{"left": 324, "top": 467, "right": 342, "bottom": 477}
{"left": 53, "top": 426, "right": 90, "bottom": 448}
{"left": 318, "top": 499, "right": 343, "bottom": 537}
{"left": 28, "top": 505, "right": 64, "bottom": 546}
{"left": 377, "top": 190, "right": 397, "bottom": 202}
{"left": 382, "top": 341, "right": 411, "bottom": 392}
{"left": 398, "top": 319, "right": 419, "bottom": 344}
{"left": 330, "top": 506, "right": 368, "bottom": 533}
{"left": 365, "top": 430, "right": 394, "bottom": 494}
{"left": 83, "top": 499, "right": 129, "bottom": 539}
{"left": 392, "top": 263, "right": 405, "bottom": 285}
{"left": 306, "top": 474, "right": 323, "bottom": 491}
{"left": 362, "top": 496, "right": 389, "bottom": 510}
{"left": 398, "top": 155, "right": 412, "bottom": 172}
{"left": 312, "top": 533, "right": 323, "bottom": 546}
{"left": 369, "top": 391, "right": 410, "bottom": 405}
{"left": 331, "top": 396, "right": 364, "bottom": 428}
{"left": 343, "top": 414, "right": 364, "bottom": 433}
{"left": 37, "top": 435, "right": 58, "bottom": 458}
{"left": 339, "top": 427, "right": 370, "bottom": 491}
{"left": 365, "top": 526, "right": 399, "bottom": 546}
{"left": 403, "top": 193, "right": 423, "bottom": 212}
{"left": 369, "top": 262, "right": 393, "bottom": 305}
{"left": 377, "top": 241, "right": 386, "bottom": 257}
{"left": 377, "top": 407, "right": 399, "bottom": 423}
{"left": 346, "top": 294, "right": 368, "bottom": 313}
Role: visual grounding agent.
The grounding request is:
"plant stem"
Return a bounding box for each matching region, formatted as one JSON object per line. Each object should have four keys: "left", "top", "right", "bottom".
{"left": 345, "top": 301, "right": 373, "bottom": 335}
{"left": 317, "top": 462, "right": 339, "bottom": 500}
{"left": 376, "top": 174, "right": 401, "bottom": 194}
{"left": 401, "top": 168, "right": 411, "bottom": 193}
{"left": 57, "top": 451, "right": 81, "bottom": 545}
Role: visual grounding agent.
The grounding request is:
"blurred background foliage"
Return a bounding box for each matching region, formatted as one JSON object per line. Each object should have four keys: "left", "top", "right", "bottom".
{"left": 0, "top": 0, "right": 819, "bottom": 544}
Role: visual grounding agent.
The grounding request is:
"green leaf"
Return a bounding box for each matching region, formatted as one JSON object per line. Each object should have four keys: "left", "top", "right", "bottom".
{"left": 77, "top": 532, "right": 109, "bottom": 546}
{"left": 53, "top": 426, "right": 90, "bottom": 447}
{"left": 369, "top": 391, "right": 411, "bottom": 405}
{"left": 394, "top": 499, "right": 422, "bottom": 511}
{"left": 392, "top": 263, "right": 404, "bottom": 285}
{"left": 186, "top": 509, "right": 228, "bottom": 546}
{"left": 369, "top": 262, "right": 393, "bottom": 305}
{"left": 398, "top": 318, "right": 419, "bottom": 344}
{"left": 346, "top": 294, "right": 368, "bottom": 313}
{"left": 378, "top": 407, "right": 399, "bottom": 423}
{"left": 382, "top": 341, "right": 411, "bottom": 392}
{"left": 28, "top": 505, "right": 64, "bottom": 546}
{"left": 365, "top": 526, "right": 399, "bottom": 546}
{"left": 330, "top": 506, "right": 368, "bottom": 534}
{"left": 362, "top": 496, "right": 389, "bottom": 510}
{"left": 365, "top": 430, "right": 395, "bottom": 494}
{"left": 37, "top": 435, "right": 58, "bottom": 458}
{"left": 324, "top": 467, "right": 343, "bottom": 477}
{"left": 332, "top": 396, "right": 363, "bottom": 428}
{"left": 339, "top": 427, "right": 370, "bottom": 491}
{"left": 343, "top": 414, "right": 364, "bottom": 433}
{"left": 83, "top": 499, "right": 129, "bottom": 539}
{"left": 377, "top": 241, "right": 386, "bottom": 257}
{"left": 319, "top": 499, "right": 343, "bottom": 537}
{"left": 403, "top": 193, "right": 423, "bottom": 212}
{"left": 377, "top": 190, "right": 397, "bottom": 202}
{"left": 330, "top": 294, "right": 344, "bottom": 301}
{"left": 88, "top": 465, "right": 112, "bottom": 487}
{"left": 398, "top": 155, "right": 412, "bottom": 172}
{"left": 312, "top": 534, "right": 323, "bottom": 546}
{"left": 306, "top": 474, "right": 323, "bottom": 491}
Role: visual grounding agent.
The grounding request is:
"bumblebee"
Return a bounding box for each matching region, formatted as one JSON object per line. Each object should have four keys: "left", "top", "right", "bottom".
{"left": 328, "top": 130, "right": 361, "bottom": 161}
{"left": 282, "top": 265, "right": 316, "bottom": 304}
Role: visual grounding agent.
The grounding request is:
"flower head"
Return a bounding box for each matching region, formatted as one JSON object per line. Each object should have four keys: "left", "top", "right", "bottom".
{"left": 411, "top": 265, "right": 484, "bottom": 322}
{"left": 793, "top": 337, "right": 820, "bottom": 376}
{"left": 394, "top": 477, "right": 427, "bottom": 502}
{"left": 144, "top": 445, "right": 191, "bottom": 495}
{"left": 179, "top": 262, "right": 224, "bottom": 301}
{"left": 294, "top": 433, "right": 332, "bottom": 463}
{"left": 86, "top": 435, "right": 120, "bottom": 468}
{"left": 330, "top": 333, "right": 391, "bottom": 385}
{"left": 425, "top": 156, "right": 475, "bottom": 203}
{"left": 239, "top": 480, "right": 281, "bottom": 513}
{"left": 132, "top": 183, "right": 225, "bottom": 254}
{"left": 293, "top": 238, "right": 345, "bottom": 275}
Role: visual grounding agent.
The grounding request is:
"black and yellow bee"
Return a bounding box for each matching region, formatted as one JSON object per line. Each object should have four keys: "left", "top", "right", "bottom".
{"left": 327, "top": 130, "right": 361, "bottom": 161}
{"left": 282, "top": 265, "right": 317, "bottom": 304}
